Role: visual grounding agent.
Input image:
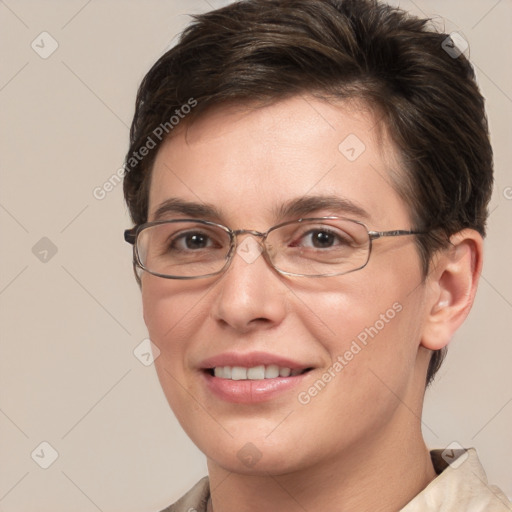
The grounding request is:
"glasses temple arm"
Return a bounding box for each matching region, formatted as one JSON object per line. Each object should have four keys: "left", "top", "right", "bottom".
{"left": 368, "top": 229, "right": 425, "bottom": 240}
{"left": 124, "top": 228, "right": 137, "bottom": 244}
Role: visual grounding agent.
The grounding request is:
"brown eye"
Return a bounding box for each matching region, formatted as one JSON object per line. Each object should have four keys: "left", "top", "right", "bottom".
{"left": 170, "top": 231, "right": 218, "bottom": 251}
{"left": 184, "top": 233, "right": 210, "bottom": 249}
{"left": 310, "top": 230, "right": 336, "bottom": 248}
{"left": 291, "top": 228, "right": 352, "bottom": 249}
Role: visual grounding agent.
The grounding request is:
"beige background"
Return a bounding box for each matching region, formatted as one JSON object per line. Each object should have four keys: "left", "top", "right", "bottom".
{"left": 0, "top": 0, "right": 511, "bottom": 510}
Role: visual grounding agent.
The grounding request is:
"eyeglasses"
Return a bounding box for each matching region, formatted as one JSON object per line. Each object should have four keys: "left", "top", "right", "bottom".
{"left": 124, "top": 217, "right": 423, "bottom": 279}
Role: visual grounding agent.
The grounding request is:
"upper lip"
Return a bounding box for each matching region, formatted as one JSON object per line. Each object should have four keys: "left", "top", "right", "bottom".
{"left": 199, "top": 351, "right": 313, "bottom": 370}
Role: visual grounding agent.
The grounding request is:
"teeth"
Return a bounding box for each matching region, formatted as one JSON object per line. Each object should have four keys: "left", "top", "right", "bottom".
{"left": 231, "top": 367, "right": 247, "bottom": 380}
{"left": 279, "top": 367, "right": 291, "bottom": 377}
{"left": 212, "top": 365, "right": 305, "bottom": 380}
{"left": 247, "top": 365, "right": 265, "bottom": 380}
{"left": 265, "top": 364, "right": 279, "bottom": 379}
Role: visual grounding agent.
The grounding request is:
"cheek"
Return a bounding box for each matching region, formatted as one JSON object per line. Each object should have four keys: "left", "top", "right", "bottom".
{"left": 291, "top": 285, "right": 424, "bottom": 444}
{"left": 142, "top": 279, "right": 173, "bottom": 345}
{"left": 295, "top": 264, "right": 425, "bottom": 387}
{"left": 141, "top": 276, "right": 208, "bottom": 340}
{"left": 141, "top": 278, "right": 204, "bottom": 380}
{"left": 141, "top": 279, "right": 207, "bottom": 417}
{"left": 293, "top": 272, "right": 412, "bottom": 345}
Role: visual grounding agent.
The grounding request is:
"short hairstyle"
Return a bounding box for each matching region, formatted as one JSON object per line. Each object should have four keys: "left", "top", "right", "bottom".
{"left": 123, "top": 0, "right": 493, "bottom": 385}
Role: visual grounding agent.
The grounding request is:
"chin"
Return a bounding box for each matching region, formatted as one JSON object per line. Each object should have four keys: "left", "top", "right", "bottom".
{"left": 193, "top": 428, "right": 318, "bottom": 477}
{"left": 207, "top": 446, "right": 303, "bottom": 476}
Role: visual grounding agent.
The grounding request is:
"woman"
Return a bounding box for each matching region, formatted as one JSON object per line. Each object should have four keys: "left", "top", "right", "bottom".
{"left": 123, "top": 1, "right": 510, "bottom": 510}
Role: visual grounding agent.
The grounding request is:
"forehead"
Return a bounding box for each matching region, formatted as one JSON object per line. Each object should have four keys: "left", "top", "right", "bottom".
{"left": 148, "top": 95, "right": 410, "bottom": 229}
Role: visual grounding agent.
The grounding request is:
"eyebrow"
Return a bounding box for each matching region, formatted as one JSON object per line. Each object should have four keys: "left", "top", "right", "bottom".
{"left": 151, "top": 198, "right": 222, "bottom": 221}
{"left": 150, "top": 195, "right": 370, "bottom": 223}
{"left": 275, "top": 195, "right": 370, "bottom": 221}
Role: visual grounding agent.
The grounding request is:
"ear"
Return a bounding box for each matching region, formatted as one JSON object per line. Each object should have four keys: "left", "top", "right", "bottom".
{"left": 421, "top": 229, "right": 483, "bottom": 351}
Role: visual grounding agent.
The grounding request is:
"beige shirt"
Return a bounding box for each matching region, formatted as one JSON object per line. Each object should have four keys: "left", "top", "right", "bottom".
{"left": 161, "top": 448, "right": 511, "bottom": 511}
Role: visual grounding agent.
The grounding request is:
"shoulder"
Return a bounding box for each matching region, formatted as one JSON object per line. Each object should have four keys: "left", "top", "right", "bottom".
{"left": 159, "top": 476, "right": 210, "bottom": 512}
{"left": 401, "top": 448, "right": 511, "bottom": 511}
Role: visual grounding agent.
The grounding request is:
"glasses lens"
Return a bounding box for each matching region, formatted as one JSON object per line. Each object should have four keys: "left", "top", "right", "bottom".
{"left": 136, "top": 221, "right": 231, "bottom": 278}
{"left": 267, "top": 218, "right": 370, "bottom": 276}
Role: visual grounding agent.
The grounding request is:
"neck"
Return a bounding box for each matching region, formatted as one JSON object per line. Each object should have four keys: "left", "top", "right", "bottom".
{"left": 207, "top": 422, "right": 436, "bottom": 512}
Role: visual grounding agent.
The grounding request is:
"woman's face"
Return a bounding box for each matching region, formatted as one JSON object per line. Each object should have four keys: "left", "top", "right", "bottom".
{"left": 141, "top": 96, "right": 431, "bottom": 475}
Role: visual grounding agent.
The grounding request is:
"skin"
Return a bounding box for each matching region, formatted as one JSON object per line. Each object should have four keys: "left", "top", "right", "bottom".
{"left": 141, "top": 95, "right": 482, "bottom": 512}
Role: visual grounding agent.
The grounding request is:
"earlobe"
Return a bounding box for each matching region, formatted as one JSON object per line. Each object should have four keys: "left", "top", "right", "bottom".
{"left": 421, "top": 229, "right": 483, "bottom": 351}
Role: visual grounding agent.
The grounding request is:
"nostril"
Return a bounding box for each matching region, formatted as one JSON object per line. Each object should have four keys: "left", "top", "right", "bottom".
{"left": 249, "top": 317, "right": 273, "bottom": 326}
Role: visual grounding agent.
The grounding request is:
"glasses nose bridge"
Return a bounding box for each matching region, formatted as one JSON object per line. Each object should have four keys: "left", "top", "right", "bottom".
{"left": 232, "top": 228, "right": 267, "bottom": 243}
{"left": 227, "top": 229, "right": 271, "bottom": 268}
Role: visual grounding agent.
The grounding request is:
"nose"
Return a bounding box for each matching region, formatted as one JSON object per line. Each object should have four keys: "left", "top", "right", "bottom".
{"left": 211, "top": 235, "right": 288, "bottom": 333}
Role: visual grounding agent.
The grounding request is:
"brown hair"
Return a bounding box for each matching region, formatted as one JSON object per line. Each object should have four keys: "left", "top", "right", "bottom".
{"left": 124, "top": 0, "right": 493, "bottom": 385}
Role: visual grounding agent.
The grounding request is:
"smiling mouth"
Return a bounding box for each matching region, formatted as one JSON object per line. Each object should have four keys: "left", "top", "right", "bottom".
{"left": 206, "top": 364, "right": 313, "bottom": 380}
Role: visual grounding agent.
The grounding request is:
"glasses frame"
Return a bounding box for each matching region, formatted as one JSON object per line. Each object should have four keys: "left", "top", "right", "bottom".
{"left": 124, "top": 217, "right": 425, "bottom": 279}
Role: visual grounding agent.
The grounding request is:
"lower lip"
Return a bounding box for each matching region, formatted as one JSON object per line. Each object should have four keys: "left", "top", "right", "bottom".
{"left": 202, "top": 371, "right": 310, "bottom": 403}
